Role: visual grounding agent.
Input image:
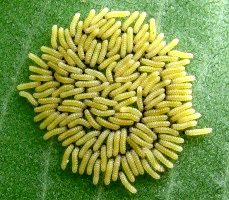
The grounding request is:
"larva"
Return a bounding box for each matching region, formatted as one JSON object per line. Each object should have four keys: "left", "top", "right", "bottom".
{"left": 74, "top": 92, "right": 99, "bottom": 100}
{"left": 165, "top": 59, "right": 190, "bottom": 68}
{"left": 84, "top": 109, "right": 102, "bottom": 130}
{"left": 34, "top": 104, "right": 58, "bottom": 113}
{"left": 72, "top": 147, "right": 80, "bottom": 173}
{"left": 152, "top": 149, "right": 173, "bottom": 169}
{"left": 51, "top": 25, "right": 58, "bottom": 50}
{"left": 101, "top": 145, "right": 107, "bottom": 172}
{"left": 84, "top": 99, "right": 108, "bottom": 111}
{"left": 109, "top": 82, "right": 132, "bottom": 97}
{"left": 67, "top": 49, "right": 86, "bottom": 69}
{"left": 185, "top": 128, "right": 212, "bottom": 136}
{"left": 34, "top": 89, "right": 55, "bottom": 102}
{"left": 29, "top": 65, "right": 52, "bottom": 76}
{"left": 113, "top": 54, "right": 133, "bottom": 72}
{"left": 64, "top": 29, "right": 77, "bottom": 52}
{"left": 104, "top": 158, "right": 114, "bottom": 185}
{"left": 120, "top": 128, "right": 127, "bottom": 154}
{"left": 84, "top": 29, "right": 100, "bottom": 51}
{"left": 87, "top": 151, "right": 100, "bottom": 175}
{"left": 164, "top": 72, "right": 189, "bottom": 80}
{"left": 129, "top": 73, "right": 147, "bottom": 91}
{"left": 114, "top": 97, "right": 137, "bottom": 111}
{"left": 74, "top": 20, "right": 83, "bottom": 45}
{"left": 59, "top": 113, "right": 83, "bottom": 127}
{"left": 48, "top": 62, "right": 69, "bottom": 76}
{"left": 112, "top": 155, "right": 121, "bottom": 181}
{"left": 153, "top": 55, "right": 179, "bottom": 62}
{"left": 83, "top": 9, "right": 96, "bottom": 30}
{"left": 101, "top": 21, "right": 122, "bottom": 40}
{"left": 91, "top": 7, "right": 109, "bottom": 25}
{"left": 113, "top": 91, "right": 136, "bottom": 102}
{"left": 144, "top": 88, "right": 165, "bottom": 104}
{"left": 94, "top": 97, "right": 118, "bottom": 106}
{"left": 79, "top": 149, "right": 92, "bottom": 175}
{"left": 17, "top": 82, "right": 41, "bottom": 91}
{"left": 54, "top": 72, "right": 75, "bottom": 84}
{"left": 149, "top": 18, "right": 156, "bottom": 42}
{"left": 133, "top": 32, "right": 149, "bottom": 52}
{"left": 101, "top": 83, "right": 121, "bottom": 97}
{"left": 47, "top": 113, "right": 68, "bottom": 131}
{"left": 106, "top": 11, "right": 130, "bottom": 19}
{"left": 76, "top": 131, "right": 100, "bottom": 146}
{"left": 107, "top": 37, "right": 121, "bottom": 57}
{"left": 130, "top": 133, "right": 153, "bottom": 149}
{"left": 147, "top": 32, "right": 165, "bottom": 52}
{"left": 58, "top": 127, "right": 84, "bottom": 141}
{"left": 86, "top": 81, "right": 108, "bottom": 93}
{"left": 108, "top": 29, "right": 121, "bottom": 51}
{"left": 141, "top": 159, "right": 160, "bottom": 179}
{"left": 19, "top": 91, "right": 38, "bottom": 106}
{"left": 166, "top": 89, "right": 192, "bottom": 95}
{"left": 97, "top": 18, "right": 116, "bottom": 38}
{"left": 105, "top": 62, "right": 117, "bottom": 83}
{"left": 69, "top": 13, "right": 80, "bottom": 37}
{"left": 136, "top": 122, "right": 157, "bottom": 140}
{"left": 120, "top": 33, "right": 127, "bottom": 58}
{"left": 96, "top": 116, "right": 120, "bottom": 130}
{"left": 119, "top": 172, "right": 137, "bottom": 194}
{"left": 115, "top": 112, "right": 139, "bottom": 122}
{"left": 141, "top": 58, "right": 165, "bottom": 68}
{"left": 134, "top": 12, "right": 146, "bottom": 33}
{"left": 115, "top": 59, "right": 135, "bottom": 77}
{"left": 146, "top": 121, "right": 171, "bottom": 128}
{"left": 159, "top": 134, "right": 184, "bottom": 144}
{"left": 166, "top": 95, "right": 192, "bottom": 102}
{"left": 29, "top": 74, "right": 54, "bottom": 82}
{"left": 41, "top": 46, "right": 63, "bottom": 59}
{"left": 28, "top": 53, "right": 49, "bottom": 69}
{"left": 143, "top": 76, "right": 161, "bottom": 97}
{"left": 126, "top": 136, "right": 145, "bottom": 158}
{"left": 155, "top": 101, "right": 182, "bottom": 109}
{"left": 172, "top": 76, "right": 196, "bottom": 84}
{"left": 90, "top": 43, "right": 102, "bottom": 68}
{"left": 158, "top": 38, "right": 179, "bottom": 55}
{"left": 34, "top": 109, "right": 56, "bottom": 122}
{"left": 170, "top": 108, "right": 195, "bottom": 122}
{"left": 142, "top": 115, "right": 168, "bottom": 123}
{"left": 62, "top": 131, "right": 86, "bottom": 147}
{"left": 145, "top": 41, "right": 166, "bottom": 59}
{"left": 93, "top": 130, "right": 110, "bottom": 151}
{"left": 122, "top": 11, "right": 139, "bottom": 31}
{"left": 93, "top": 159, "right": 101, "bottom": 185}
{"left": 167, "top": 83, "right": 192, "bottom": 90}
{"left": 143, "top": 147, "right": 164, "bottom": 172}
{"left": 115, "top": 73, "right": 139, "bottom": 83}
{"left": 38, "top": 97, "right": 61, "bottom": 104}
{"left": 77, "top": 34, "right": 87, "bottom": 60}
{"left": 155, "top": 143, "right": 178, "bottom": 160}
{"left": 123, "top": 61, "right": 140, "bottom": 77}
{"left": 97, "top": 40, "right": 108, "bottom": 64}
{"left": 159, "top": 139, "right": 183, "bottom": 152}
{"left": 52, "top": 85, "right": 74, "bottom": 97}
{"left": 172, "top": 120, "right": 197, "bottom": 130}
{"left": 85, "top": 19, "right": 107, "bottom": 33}
{"left": 145, "top": 94, "right": 165, "bottom": 111}
{"left": 68, "top": 118, "right": 91, "bottom": 129}
{"left": 113, "top": 130, "right": 121, "bottom": 156}
{"left": 90, "top": 108, "right": 115, "bottom": 117}
{"left": 85, "top": 39, "right": 97, "bottom": 64}
{"left": 85, "top": 69, "right": 107, "bottom": 82}
{"left": 62, "top": 100, "right": 86, "bottom": 109}
{"left": 43, "top": 127, "right": 67, "bottom": 140}
{"left": 130, "top": 127, "right": 153, "bottom": 143}
{"left": 121, "top": 156, "right": 135, "bottom": 182}
{"left": 161, "top": 66, "right": 185, "bottom": 77}
{"left": 141, "top": 71, "right": 159, "bottom": 89}
{"left": 177, "top": 113, "right": 201, "bottom": 123}
{"left": 168, "top": 50, "right": 193, "bottom": 59}
{"left": 143, "top": 107, "right": 170, "bottom": 117}
{"left": 70, "top": 74, "right": 95, "bottom": 81}
{"left": 39, "top": 111, "right": 59, "bottom": 129}
{"left": 120, "top": 107, "right": 142, "bottom": 118}
{"left": 98, "top": 54, "right": 120, "bottom": 70}
{"left": 130, "top": 150, "right": 144, "bottom": 175}
{"left": 106, "top": 132, "right": 114, "bottom": 158}
{"left": 58, "top": 46, "right": 75, "bottom": 66}
{"left": 154, "top": 127, "right": 179, "bottom": 136}
{"left": 138, "top": 66, "right": 163, "bottom": 73}
{"left": 58, "top": 27, "right": 70, "bottom": 50}
{"left": 60, "top": 88, "right": 85, "bottom": 98}
{"left": 61, "top": 144, "right": 74, "bottom": 170}
{"left": 126, "top": 151, "right": 139, "bottom": 176}
{"left": 78, "top": 138, "right": 97, "bottom": 159}
{"left": 150, "top": 80, "right": 171, "bottom": 92}
{"left": 133, "top": 42, "right": 149, "bottom": 61}
{"left": 126, "top": 27, "right": 134, "bottom": 53}
{"left": 134, "top": 24, "right": 149, "bottom": 43}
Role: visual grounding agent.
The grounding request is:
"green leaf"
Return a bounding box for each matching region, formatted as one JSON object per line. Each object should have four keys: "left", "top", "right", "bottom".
{"left": 0, "top": 0, "right": 228, "bottom": 199}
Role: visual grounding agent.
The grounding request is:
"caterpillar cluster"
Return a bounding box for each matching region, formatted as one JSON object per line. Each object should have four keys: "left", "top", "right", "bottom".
{"left": 17, "top": 8, "right": 212, "bottom": 193}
